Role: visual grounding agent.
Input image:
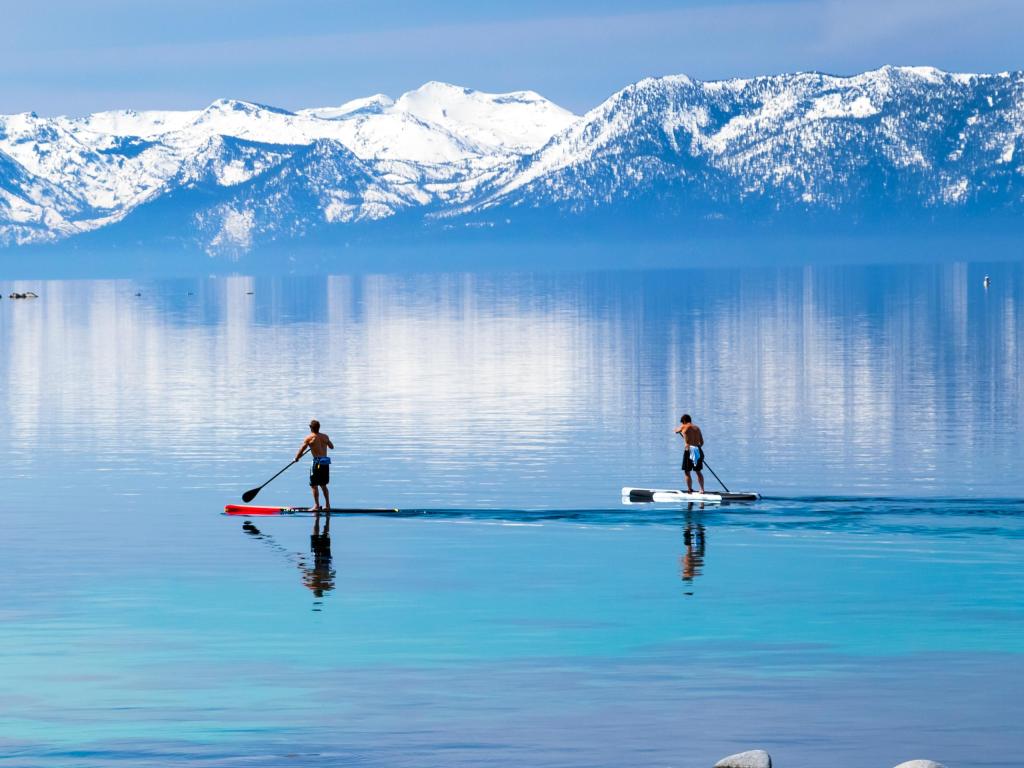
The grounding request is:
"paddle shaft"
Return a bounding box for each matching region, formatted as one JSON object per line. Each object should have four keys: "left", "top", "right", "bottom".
{"left": 242, "top": 448, "right": 308, "bottom": 502}
{"left": 701, "top": 457, "right": 731, "bottom": 493}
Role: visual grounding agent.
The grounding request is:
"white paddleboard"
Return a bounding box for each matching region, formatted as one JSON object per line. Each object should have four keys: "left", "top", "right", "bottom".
{"left": 622, "top": 487, "right": 760, "bottom": 503}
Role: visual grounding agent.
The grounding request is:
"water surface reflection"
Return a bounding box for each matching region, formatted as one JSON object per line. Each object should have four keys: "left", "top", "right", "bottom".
{"left": 1, "top": 262, "right": 1020, "bottom": 507}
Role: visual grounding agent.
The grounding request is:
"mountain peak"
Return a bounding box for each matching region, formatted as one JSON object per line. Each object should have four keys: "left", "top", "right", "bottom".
{"left": 300, "top": 94, "right": 395, "bottom": 121}
{"left": 407, "top": 81, "right": 474, "bottom": 96}
{"left": 392, "top": 81, "right": 577, "bottom": 153}
{"left": 202, "top": 98, "right": 295, "bottom": 117}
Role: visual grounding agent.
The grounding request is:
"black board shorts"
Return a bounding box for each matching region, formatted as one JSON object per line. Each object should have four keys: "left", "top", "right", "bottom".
{"left": 310, "top": 461, "right": 330, "bottom": 487}
{"left": 682, "top": 447, "right": 704, "bottom": 473}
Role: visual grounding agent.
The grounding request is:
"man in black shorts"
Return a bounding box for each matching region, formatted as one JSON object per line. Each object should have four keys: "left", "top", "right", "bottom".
{"left": 673, "top": 414, "right": 705, "bottom": 494}
{"left": 295, "top": 419, "right": 334, "bottom": 510}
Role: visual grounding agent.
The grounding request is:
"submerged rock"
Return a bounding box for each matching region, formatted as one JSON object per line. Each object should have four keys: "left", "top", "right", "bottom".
{"left": 714, "top": 750, "right": 771, "bottom": 768}
{"left": 893, "top": 761, "right": 947, "bottom": 768}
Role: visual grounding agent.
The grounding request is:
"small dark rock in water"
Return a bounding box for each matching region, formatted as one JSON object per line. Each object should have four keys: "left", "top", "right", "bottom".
{"left": 892, "top": 761, "right": 947, "bottom": 768}
{"left": 246, "top": 291, "right": 254, "bottom": 295}
{"left": 714, "top": 749, "right": 771, "bottom": 768}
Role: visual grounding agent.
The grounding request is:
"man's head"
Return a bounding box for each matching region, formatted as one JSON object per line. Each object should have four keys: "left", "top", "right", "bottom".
{"left": 680, "top": 414, "right": 691, "bottom": 424}
{"left": 309, "top": 419, "right": 320, "bottom": 433}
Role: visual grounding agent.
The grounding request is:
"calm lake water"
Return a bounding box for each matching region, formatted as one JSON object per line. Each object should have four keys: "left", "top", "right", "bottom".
{"left": 1, "top": 262, "right": 1022, "bottom": 768}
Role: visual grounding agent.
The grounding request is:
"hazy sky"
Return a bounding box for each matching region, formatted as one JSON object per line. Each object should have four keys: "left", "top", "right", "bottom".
{"left": 3, "top": 0, "right": 1023, "bottom": 117}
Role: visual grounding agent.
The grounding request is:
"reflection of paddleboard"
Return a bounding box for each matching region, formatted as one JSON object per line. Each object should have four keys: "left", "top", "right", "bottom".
{"left": 621, "top": 487, "right": 760, "bottom": 503}
{"left": 224, "top": 504, "right": 399, "bottom": 516}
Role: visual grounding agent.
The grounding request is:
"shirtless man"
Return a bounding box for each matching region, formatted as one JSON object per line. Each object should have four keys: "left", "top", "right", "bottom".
{"left": 295, "top": 419, "right": 334, "bottom": 510}
{"left": 673, "top": 414, "right": 705, "bottom": 494}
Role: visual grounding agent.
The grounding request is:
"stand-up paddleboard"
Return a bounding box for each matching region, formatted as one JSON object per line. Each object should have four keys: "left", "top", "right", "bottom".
{"left": 622, "top": 487, "right": 760, "bottom": 503}
{"left": 225, "top": 504, "right": 399, "bottom": 516}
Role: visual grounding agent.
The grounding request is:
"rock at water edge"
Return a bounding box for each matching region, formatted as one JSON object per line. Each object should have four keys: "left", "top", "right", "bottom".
{"left": 713, "top": 749, "right": 772, "bottom": 768}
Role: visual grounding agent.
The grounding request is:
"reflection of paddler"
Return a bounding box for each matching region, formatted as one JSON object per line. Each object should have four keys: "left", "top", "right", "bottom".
{"left": 681, "top": 521, "right": 706, "bottom": 584}
{"left": 304, "top": 513, "right": 335, "bottom": 599}
{"left": 240, "top": 517, "right": 336, "bottom": 604}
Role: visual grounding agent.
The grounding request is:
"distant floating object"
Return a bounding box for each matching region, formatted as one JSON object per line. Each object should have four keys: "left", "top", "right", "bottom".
{"left": 983, "top": 275, "right": 991, "bottom": 289}
{"left": 246, "top": 291, "right": 254, "bottom": 295}
{"left": 135, "top": 291, "right": 142, "bottom": 297}
{"left": 8, "top": 291, "right": 38, "bottom": 299}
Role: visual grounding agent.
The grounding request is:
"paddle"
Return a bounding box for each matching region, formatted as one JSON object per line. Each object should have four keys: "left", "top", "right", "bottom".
{"left": 701, "top": 454, "right": 731, "bottom": 493}
{"left": 242, "top": 449, "right": 308, "bottom": 502}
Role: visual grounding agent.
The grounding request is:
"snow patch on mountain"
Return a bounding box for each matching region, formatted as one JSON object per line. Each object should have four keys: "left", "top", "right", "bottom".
{"left": 393, "top": 81, "right": 577, "bottom": 153}
{"left": 301, "top": 94, "right": 395, "bottom": 120}
{"left": 208, "top": 207, "right": 255, "bottom": 255}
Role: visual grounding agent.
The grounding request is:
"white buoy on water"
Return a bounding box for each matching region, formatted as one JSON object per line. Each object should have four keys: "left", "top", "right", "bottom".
{"left": 983, "top": 275, "right": 991, "bottom": 289}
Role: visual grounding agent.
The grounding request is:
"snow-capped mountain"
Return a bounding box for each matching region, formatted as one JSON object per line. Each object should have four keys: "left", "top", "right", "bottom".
{"left": 2, "top": 68, "right": 1022, "bottom": 257}
{"left": 458, "top": 66, "right": 1024, "bottom": 226}
{"left": 300, "top": 82, "right": 577, "bottom": 157}
{"left": 0, "top": 82, "right": 575, "bottom": 250}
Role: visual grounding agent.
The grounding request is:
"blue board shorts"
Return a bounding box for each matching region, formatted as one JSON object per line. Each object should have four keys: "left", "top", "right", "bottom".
{"left": 310, "top": 456, "right": 331, "bottom": 487}
{"left": 682, "top": 446, "right": 704, "bottom": 472}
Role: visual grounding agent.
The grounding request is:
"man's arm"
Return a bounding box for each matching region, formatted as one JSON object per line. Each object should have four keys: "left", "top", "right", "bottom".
{"left": 294, "top": 435, "right": 312, "bottom": 462}
{"left": 326, "top": 435, "right": 334, "bottom": 450}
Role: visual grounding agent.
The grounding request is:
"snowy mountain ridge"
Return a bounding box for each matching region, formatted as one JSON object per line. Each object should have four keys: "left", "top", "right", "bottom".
{"left": 2, "top": 67, "right": 1023, "bottom": 256}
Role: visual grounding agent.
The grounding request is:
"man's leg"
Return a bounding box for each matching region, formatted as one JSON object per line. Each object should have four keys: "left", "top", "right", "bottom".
{"left": 321, "top": 484, "right": 330, "bottom": 511}
{"left": 312, "top": 485, "right": 321, "bottom": 510}
{"left": 696, "top": 470, "right": 705, "bottom": 494}
{"left": 684, "top": 470, "right": 693, "bottom": 493}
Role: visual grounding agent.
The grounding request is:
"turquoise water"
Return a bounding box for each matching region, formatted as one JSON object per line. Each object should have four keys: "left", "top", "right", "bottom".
{"left": 1, "top": 263, "right": 1023, "bottom": 767}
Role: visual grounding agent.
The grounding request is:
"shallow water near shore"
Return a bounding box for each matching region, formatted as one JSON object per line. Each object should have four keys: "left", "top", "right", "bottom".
{"left": 1, "top": 262, "right": 1023, "bottom": 767}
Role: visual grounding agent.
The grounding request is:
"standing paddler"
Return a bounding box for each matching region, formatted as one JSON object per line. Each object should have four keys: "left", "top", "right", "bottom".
{"left": 673, "top": 413, "right": 705, "bottom": 494}
{"left": 296, "top": 419, "right": 334, "bottom": 511}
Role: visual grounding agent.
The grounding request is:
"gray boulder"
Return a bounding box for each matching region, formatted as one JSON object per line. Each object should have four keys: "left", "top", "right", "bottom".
{"left": 893, "top": 762, "right": 947, "bottom": 768}
{"left": 714, "top": 750, "right": 771, "bottom": 768}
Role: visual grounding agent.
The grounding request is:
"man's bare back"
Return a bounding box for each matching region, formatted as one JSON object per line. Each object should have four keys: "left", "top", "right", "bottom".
{"left": 297, "top": 431, "right": 333, "bottom": 461}
{"left": 676, "top": 423, "right": 704, "bottom": 448}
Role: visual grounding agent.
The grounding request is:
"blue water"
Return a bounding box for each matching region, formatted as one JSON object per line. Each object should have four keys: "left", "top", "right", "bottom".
{"left": 1, "top": 262, "right": 1023, "bottom": 767}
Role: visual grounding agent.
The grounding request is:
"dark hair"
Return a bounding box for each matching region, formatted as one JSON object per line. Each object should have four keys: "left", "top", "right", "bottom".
{"left": 680, "top": 414, "right": 691, "bottom": 424}
{"left": 309, "top": 419, "right": 320, "bottom": 433}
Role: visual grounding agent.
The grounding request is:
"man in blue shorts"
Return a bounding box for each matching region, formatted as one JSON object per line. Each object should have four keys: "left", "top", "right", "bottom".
{"left": 295, "top": 419, "right": 334, "bottom": 510}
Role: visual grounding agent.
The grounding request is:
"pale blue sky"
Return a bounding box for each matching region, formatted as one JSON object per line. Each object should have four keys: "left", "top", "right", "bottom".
{"left": 3, "top": 0, "right": 1023, "bottom": 117}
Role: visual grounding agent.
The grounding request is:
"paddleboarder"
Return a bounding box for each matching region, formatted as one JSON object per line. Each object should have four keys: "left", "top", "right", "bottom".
{"left": 296, "top": 419, "right": 334, "bottom": 511}
{"left": 673, "top": 414, "right": 705, "bottom": 494}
